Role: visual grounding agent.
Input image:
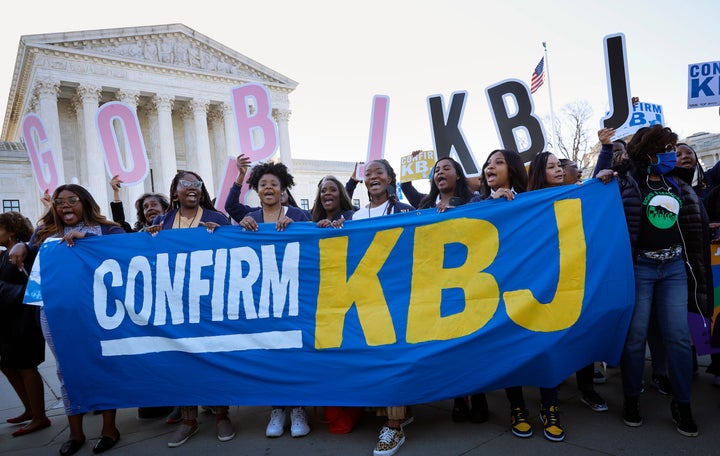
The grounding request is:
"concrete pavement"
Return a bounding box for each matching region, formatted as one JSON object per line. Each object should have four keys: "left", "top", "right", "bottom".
{"left": 1, "top": 347, "right": 719, "bottom": 455}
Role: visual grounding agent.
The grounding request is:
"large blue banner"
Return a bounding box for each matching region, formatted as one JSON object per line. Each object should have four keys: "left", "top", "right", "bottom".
{"left": 35, "top": 180, "right": 634, "bottom": 413}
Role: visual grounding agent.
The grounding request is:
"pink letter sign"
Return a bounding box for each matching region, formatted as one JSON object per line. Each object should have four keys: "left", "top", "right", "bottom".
{"left": 230, "top": 83, "right": 278, "bottom": 162}
{"left": 21, "top": 113, "right": 59, "bottom": 193}
{"left": 96, "top": 101, "right": 149, "bottom": 185}
{"left": 356, "top": 95, "right": 390, "bottom": 178}
{"left": 365, "top": 95, "right": 389, "bottom": 164}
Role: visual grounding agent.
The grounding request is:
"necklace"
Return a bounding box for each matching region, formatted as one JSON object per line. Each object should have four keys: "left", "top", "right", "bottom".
{"left": 175, "top": 208, "right": 199, "bottom": 229}
{"left": 646, "top": 175, "right": 670, "bottom": 192}
{"left": 263, "top": 205, "right": 284, "bottom": 222}
{"left": 368, "top": 200, "right": 390, "bottom": 218}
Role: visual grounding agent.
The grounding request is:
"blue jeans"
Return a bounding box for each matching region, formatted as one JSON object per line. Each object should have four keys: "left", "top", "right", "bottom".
{"left": 621, "top": 256, "right": 693, "bottom": 403}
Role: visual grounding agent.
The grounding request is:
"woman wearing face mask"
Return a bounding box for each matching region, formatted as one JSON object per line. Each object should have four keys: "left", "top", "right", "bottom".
{"left": 596, "top": 125, "right": 712, "bottom": 437}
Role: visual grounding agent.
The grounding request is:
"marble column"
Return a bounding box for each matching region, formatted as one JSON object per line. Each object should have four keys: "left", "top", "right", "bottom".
{"left": 179, "top": 105, "right": 198, "bottom": 173}
{"left": 143, "top": 105, "right": 162, "bottom": 193}
{"left": 190, "top": 99, "right": 215, "bottom": 196}
{"left": 273, "top": 108, "right": 293, "bottom": 170}
{"left": 69, "top": 95, "right": 89, "bottom": 190}
{"left": 34, "top": 78, "right": 66, "bottom": 186}
{"left": 117, "top": 90, "right": 145, "bottom": 226}
{"left": 152, "top": 94, "right": 178, "bottom": 197}
{"left": 76, "top": 84, "right": 109, "bottom": 212}
{"left": 221, "top": 102, "right": 238, "bottom": 157}
{"left": 208, "top": 107, "right": 226, "bottom": 188}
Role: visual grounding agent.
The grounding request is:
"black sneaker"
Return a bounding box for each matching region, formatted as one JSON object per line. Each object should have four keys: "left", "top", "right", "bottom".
{"left": 651, "top": 375, "right": 672, "bottom": 396}
{"left": 622, "top": 396, "right": 642, "bottom": 427}
{"left": 539, "top": 405, "right": 565, "bottom": 442}
{"left": 469, "top": 394, "right": 489, "bottom": 423}
{"left": 451, "top": 397, "right": 471, "bottom": 422}
{"left": 580, "top": 389, "right": 608, "bottom": 412}
{"left": 510, "top": 407, "right": 533, "bottom": 438}
{"left": 671, "top": 401, "right": 698, "bottom": 437}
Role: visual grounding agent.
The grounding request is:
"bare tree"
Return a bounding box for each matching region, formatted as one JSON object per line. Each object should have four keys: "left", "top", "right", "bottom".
{"left": 552, "top": 100, "right": 593, "bottom": 165}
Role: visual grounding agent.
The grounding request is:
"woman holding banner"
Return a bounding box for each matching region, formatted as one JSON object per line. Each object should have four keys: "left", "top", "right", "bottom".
{"left": 411, "top": 156, "right": 489, "bottom": 423}
{"left": 596, "top": 125, "right": 712, "bottom": 437}
{"left": 417, "top": 157, "right": 475, "bottom": 213}
{"left": 226, "top": 154, "right": 309, "bottom": 223}
{"left": 147, "top": 170, "right": 235, "bottom": 447}
{"left": 350, "top": 159, "right": 413, "bottom": 456}
{"left": 311, "top": 175, "right": 355, "bottom": 227}
{"left": 470, "top": 149, "right": 560, "bottom": 440}
{"left": 471, "top": 149, "right": 528, "bottom": 202}
{"left": 9, "top": 184, "right": 124, "bottom": 455}
{"left": 238, "top": 161, "right": 313, "bottom": 438}
{"left": 503, "top": 151, "right": 576, "bottom": 442}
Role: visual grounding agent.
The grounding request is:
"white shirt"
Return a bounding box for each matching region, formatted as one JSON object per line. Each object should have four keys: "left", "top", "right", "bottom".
{"left": 351, "top": 200, "right": 390, "bottom": 220}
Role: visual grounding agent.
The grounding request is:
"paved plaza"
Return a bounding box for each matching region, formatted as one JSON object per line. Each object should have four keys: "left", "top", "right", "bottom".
{"left": 1, "top": 347, "right": 719, "bottom": 455}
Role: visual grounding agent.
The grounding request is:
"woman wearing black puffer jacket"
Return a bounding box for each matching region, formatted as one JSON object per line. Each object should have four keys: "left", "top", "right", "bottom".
{"left": 596, "top": 125, "right": 712, "bottom": 438}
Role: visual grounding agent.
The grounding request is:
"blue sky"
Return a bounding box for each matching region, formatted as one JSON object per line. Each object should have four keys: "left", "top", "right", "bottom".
{"left": 2, "top": 0, "right": 718, "bottom": 168}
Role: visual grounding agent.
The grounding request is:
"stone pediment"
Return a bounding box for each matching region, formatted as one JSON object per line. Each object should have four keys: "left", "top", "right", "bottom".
{"left": 22, "top": 23, "right": 297, "bottom": 88}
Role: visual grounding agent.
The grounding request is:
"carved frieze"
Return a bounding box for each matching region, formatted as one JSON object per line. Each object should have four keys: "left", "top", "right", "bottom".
{"left": 54, "top": 34, "right": 280, "bottom": 84}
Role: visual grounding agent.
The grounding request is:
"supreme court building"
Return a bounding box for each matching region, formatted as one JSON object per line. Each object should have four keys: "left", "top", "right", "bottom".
{"left": 1, "top": 24, "right": 368, "bottom": 225}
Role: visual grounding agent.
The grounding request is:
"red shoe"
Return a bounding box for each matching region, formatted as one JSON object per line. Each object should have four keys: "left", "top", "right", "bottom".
{"left": 6, "top": 415, "right": 32, "bottom": 424}
{"left": 12, "top": 417, "right": 51, "bottom": 437}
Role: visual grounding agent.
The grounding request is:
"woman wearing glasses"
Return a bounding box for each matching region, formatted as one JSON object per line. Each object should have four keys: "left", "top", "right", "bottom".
{"left": 146, "top": 171, "right": 235, "bottom": 447}
{"left": 8, "top": 184, "right": 124, "bottom": 455}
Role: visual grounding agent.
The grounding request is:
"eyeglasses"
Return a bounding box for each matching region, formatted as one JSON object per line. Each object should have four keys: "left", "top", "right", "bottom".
{"left": 53, "top": 196, "right": 81, "bottom": 206}
{"left": 178, "top": 179, "right": 203, "bottom": 189}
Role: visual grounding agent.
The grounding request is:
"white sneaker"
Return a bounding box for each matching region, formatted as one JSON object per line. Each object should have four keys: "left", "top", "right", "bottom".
{"left": 265, "top": 408, "right": 286, "bottom": 437}
{"left": 290, "top": 407, "right": 310, "bottom": 437}
{"left": 373, "top": 424, "right": 405, "bottom": 456}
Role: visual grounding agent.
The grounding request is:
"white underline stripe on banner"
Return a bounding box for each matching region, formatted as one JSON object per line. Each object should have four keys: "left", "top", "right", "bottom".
{"left": 100, "top": 330, "right": 303, "bottom": 356}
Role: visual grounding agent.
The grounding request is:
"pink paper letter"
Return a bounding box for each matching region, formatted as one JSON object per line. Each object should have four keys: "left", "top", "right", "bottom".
{"left": 21, "top": 113, "right": 59, "bottom": 193}
{"left": 96, "top": 102, "right": 149, "bottom": 185}
{"left": 231, "top": 83, "right": 278, "bottom": 162}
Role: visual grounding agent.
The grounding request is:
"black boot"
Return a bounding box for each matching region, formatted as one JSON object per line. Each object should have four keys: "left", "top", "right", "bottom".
{"left": 469, "top": 394, "right": 488, "bottom": 423}
{"left": 451, "top": 396, "right": 470, "bottom": 422}
{"left": 622, "top": 395, "right": 642, "bottom": 427}
{"left": 671, "top": 400, "right": 698, "bottom": 437}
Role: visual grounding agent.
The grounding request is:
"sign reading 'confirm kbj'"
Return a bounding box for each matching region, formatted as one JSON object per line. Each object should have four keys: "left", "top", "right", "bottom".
{"left": 35, "top": 180, "right": 634, "bottom": 413}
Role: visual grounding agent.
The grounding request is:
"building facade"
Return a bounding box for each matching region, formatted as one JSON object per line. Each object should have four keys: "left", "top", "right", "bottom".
{"left": 1, "top": 24, "right": 370, "bottom": 225}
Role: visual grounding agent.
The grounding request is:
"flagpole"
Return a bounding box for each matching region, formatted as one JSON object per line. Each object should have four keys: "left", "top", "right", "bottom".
{"left": 543, "top": 41, "right": 557, "bottom": 151}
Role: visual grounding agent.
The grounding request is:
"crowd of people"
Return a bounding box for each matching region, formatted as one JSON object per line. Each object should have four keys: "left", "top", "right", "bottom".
{"left": 1, "top": 123, "right": 719, "bottom": 456}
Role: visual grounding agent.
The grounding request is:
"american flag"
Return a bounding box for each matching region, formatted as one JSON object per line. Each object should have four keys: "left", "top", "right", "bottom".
{"left": 530, "top": 57, "right": 545, "bottom": 94}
